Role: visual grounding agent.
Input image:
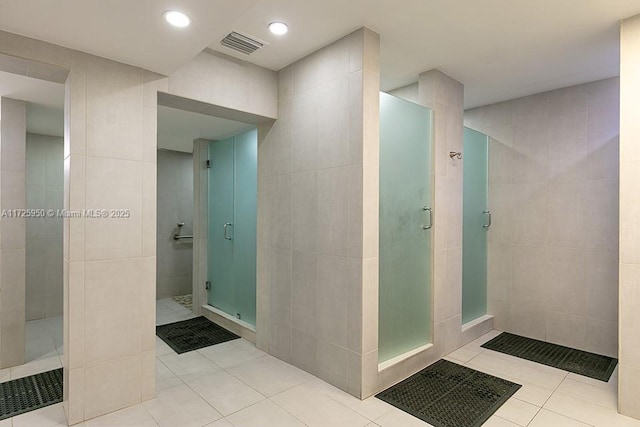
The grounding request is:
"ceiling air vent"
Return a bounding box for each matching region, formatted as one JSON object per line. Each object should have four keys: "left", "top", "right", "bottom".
{"left": 220, "top": 31, "right": 266, "bottom": 55}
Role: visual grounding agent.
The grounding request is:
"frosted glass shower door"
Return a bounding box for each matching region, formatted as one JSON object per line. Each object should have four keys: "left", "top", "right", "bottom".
{"left": 379, "top": 92, "right": 433, "bottom": 363}
{"left": 207, "top": 129, "right": 257, "bottom": 326}
{"left": 462, "top": 127, "right": 489, "bottom": 324}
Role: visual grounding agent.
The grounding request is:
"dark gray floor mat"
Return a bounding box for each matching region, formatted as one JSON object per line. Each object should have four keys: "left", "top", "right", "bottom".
{"left": 376, "top": 359, "right": 521, "bottom": 427}
{"left": 0, "top": 368, "right": 63, "bottom": 420}
{"left": 481, "top": 332, "right": 617, "bottom": 382}
{"left": 156, "top": 316, "right": 240, "bottom": 354}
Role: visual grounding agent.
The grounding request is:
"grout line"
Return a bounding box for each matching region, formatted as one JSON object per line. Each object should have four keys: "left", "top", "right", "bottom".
{"left": 524, "top": 368, "right": 568, "bottom": 426}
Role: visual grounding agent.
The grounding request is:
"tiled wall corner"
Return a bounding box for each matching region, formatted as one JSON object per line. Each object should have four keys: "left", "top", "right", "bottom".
{"left": 620, "top": 13, "right": 640, "bottom": 419}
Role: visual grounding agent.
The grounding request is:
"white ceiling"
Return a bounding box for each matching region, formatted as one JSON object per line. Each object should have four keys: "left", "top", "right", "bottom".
{"left": 157, "top": 105, "right": 254, "bottom": 153}
{"left": 0, "top": 0, "right": 639, "bottom": 108}
{"left": 0, "top": 70, "right": 64, "bottom": 136}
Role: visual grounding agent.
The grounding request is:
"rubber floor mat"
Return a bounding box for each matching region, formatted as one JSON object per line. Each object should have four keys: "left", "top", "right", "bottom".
{"left": 0, "top": 368, "right": 63, "bottom": 420}
{"left": 156, "top": 316, "right": 240, "bottom": 354}
{"left": 481, "top": 332, "right": 617, "bottom": 382}
{"left": 376, "top": 359, "right": 521, "bottom": 427}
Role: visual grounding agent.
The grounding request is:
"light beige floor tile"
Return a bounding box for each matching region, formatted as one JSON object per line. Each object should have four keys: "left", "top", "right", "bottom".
{"left": 0, "top": 418, "right": 12, "bottom": 427}
{"left": 85, "top": 405, "right": 159, "bottom": 427}
{"left": 155, "top": 301, "right": 177, "bottom": 316}
{"left": 156, "top": 312, "right": 196, "bottom": 326}
{"left": 272, "top": 383, "right": 370, "bottom": 427}
{"left": 529, "top": 409, "right": 594, "bottom": 427}
{"left": 26, "top": 337, "right": 58, "bottom": 362}
{"left": 465, "top": 361, "right": 555, "bottom": 406}
{"left": 10, "top": 355, "right": 62, "bottom": 380}
{"left": 144, "top": 383, "right": 222, "bottom": 427}
{"left": 447, "top": 347, "right": 481, "bottom": 363}
{"left": 0, "top": 367, "right": 10, "bottom": 382}
{"left": 483, "top": 416, "right": 521, "bottom": 427}
{"left": 556, "top": 377, "right": 617, "bottom": 409}
{"left": 482, "top": 349, "right": 569, "bottom": 377}
{"left": 494, "top": 397, "right": 540, "bottom": 426}
{"left": 544, "top": 392, "right": 640, "bottom": 427}
{"left": 12, "top": 403, "right": 67, "bottom": 427}
{"left": 566, "top": 366, "right": 618, "bottom": 389}
{"left": 226, "top": 355, "right": 313, "bottom": 397}
{"left": 155, "top": 359, "right": 183, "bottom": 391}
{"left": 205, "top": 419, "right": 234, "bottom": 427}
{"left": 187, "top": 370, "right": 265, "bottom": 416}
{"left": 468, "top": 353, "right": 566, "bottom": 390}
{"left": 198, "top": 340, "right": 266, "bottom": 369}
{"left": 375, "top": 407, "right": 434, "bottom": 427}
{"left": 226, "top": 399, "right": 305, "bottom": 427}
{"left": 306, "top": 378, "right": 393, "bottom": 421}
{"left": 155, "top": 337, "right": 174, "bottom": 357}
{"left": 25, "top": 320, "right": 53, "bottom": 341}
{"left": 158, "top": 350, "right": 221, "bottom": 382}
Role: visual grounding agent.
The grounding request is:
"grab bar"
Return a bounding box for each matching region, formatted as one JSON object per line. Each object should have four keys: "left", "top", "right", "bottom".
{"left": 173, "top": 234, "right": 193, "bottom": 241}
{"left": 483, "top": 210, "right": 492, "bottom": 228}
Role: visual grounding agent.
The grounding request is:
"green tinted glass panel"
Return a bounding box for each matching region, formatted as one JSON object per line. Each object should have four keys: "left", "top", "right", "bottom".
{"left": 462, "top": 127, "right": 489, "bottom": 324}
{"left": 379, "top": 92, "right": 433, "bottom": 363}
{"left": 232, "top": 129, "right": 257, "bottom": 325}
{"left": 207, "top": 129, "right": 257, "bottom": 326}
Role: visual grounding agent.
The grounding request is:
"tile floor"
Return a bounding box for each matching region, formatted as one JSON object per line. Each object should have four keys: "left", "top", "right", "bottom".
{"left": 1, "top": 299, "right": 638, "bottom": 427}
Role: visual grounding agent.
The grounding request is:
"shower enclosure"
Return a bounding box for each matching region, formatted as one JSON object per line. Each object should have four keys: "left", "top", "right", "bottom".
{"left": 462, "top": 127, "right": 489, "bottom": 324}
{"left": 207, "top": 128, "right": 257, "bottom": 326}
{"left": 378, "top": 92, "right": 433, "bottom": 363}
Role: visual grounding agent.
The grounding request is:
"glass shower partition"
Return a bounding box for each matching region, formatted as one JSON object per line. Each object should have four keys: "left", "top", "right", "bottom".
{"left": 462, "top": 127, "right": 489, "bottom": 324}
{"left": 378, "top": 92, "right": 433, "bottom": 363}
{"left": 207, "top": 128, "right": 257, "bottom": 326}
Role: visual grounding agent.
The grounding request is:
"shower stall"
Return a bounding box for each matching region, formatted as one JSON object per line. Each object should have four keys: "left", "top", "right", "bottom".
{"left": 378, "top": 92, "right": 434, "bottom": 363}
{"left": 462, "top": 127, "right": 489, "bottom": 324}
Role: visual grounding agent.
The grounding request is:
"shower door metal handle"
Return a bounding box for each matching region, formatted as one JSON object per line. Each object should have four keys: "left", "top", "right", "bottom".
{"left": 422, "top": 206, "right": 432, "bottom": 230}
{"left": 224, "top": 222, "right": 233, "bottom": 240}
{"left": 482, "top": 210, "right": 492, "bottom": 228}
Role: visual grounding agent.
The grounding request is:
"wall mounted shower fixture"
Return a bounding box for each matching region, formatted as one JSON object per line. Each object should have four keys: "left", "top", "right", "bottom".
{"left": 449, "top": 151, "right": 462, "bottom": 159}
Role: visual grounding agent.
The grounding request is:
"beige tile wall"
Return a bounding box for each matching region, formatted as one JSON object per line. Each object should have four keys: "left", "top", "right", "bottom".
{"left": 0, "top": 97, "right": 27, "bottom": 368}
{"left": 464, "top": 77, "right": 620, "bottom": 357}
{"left": 156, "top": 149, "right": 193, "bottom": 299}
{"left": 25, "top": 133, "right": 64, "bottom": 320}
{"left": 619, "top": 13, "right": 640, "bottom": 420}
{"left": 257, "top": 28, "right": 380, "bottom": 398}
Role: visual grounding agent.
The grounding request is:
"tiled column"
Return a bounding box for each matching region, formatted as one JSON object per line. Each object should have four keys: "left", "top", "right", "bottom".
{"left": 62, "top": 54, "right": 165, "bottom": 424}
{"left": 418, "top": 70, "right": 465, "bottom": 357}
{"left": 619, "top": 13, "right": 640, "bottom": 420}
{"left": 0, "top": 97, "right": 26, "bottom": 369}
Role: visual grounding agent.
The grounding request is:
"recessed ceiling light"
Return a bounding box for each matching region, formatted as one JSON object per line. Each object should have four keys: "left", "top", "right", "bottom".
{"left": 164, "top": 10, "right": 191, "bottom": 28}
{"left": 268, "top": 22, "right": 289, "bottom": 35}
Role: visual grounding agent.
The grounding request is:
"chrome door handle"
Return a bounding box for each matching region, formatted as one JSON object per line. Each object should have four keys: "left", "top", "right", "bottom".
{"left": 224, "top": 222, "right": 233, "bottom": 240}
{"left": 422, "top": 206, "right": 432, "bottom": 230}
{"left": 483, "top": 210, "right": 491, "bottom": 228}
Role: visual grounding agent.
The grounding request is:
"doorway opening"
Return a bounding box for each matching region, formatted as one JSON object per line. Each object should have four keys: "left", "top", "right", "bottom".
{"left": 155, "top": 93, "right": 262, "bottom": 357}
